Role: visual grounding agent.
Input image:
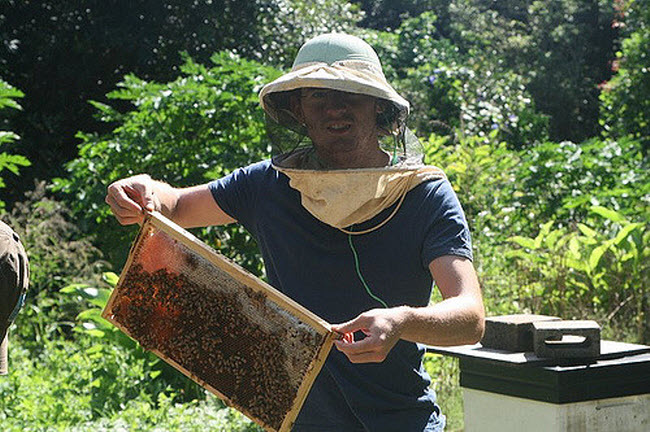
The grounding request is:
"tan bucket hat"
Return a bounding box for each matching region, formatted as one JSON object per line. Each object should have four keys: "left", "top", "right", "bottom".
{"left": 259, "top": 33, "right": 410, "bottom": 134}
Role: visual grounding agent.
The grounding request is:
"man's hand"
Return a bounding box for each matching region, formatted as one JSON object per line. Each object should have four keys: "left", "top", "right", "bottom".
{"left": 331, "top": 256, "right": 485, "bottom": 365}
{"left": 105, "top": 174, "right": 165, "bottom": 225}
{"left": 331, "top": 307, "right": 409, "bottom": 363}
{"left": 106, "top": 175, "right": 235, "bottom": 229}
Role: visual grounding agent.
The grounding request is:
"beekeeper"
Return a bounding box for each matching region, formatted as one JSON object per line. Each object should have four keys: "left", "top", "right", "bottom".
{"left": 106, "top": 32, "right": 485, "bottom": 431}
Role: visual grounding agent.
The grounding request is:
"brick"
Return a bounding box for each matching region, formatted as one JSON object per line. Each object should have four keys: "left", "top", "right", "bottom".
{"left": 533, "top": 320, "right": 601, "bottom": 359}
{"left": 481, "top": 314, "right": 561, "bottom": 352}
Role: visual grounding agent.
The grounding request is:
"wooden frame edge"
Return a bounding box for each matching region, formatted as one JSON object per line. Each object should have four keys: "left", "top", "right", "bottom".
{"left": 100, "top": 211, "right": 338, "bottom": 432}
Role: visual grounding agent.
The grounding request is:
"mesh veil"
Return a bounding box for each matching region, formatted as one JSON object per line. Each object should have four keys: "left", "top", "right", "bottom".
{"left": 265, "top": 91, "right": 424, "bottom": 171}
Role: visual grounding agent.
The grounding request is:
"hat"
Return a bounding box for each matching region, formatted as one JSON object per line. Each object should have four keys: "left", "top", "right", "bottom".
{"left": 259, "top": 33, "right": 410, "bottom": 134}
{"left": 0, "top": 220, "right": 29, "bottom": 375}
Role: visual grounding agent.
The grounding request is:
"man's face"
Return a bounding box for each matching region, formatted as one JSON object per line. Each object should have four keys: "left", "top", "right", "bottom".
{"left": 293, "top": 88, "right": 385, "bottom": 167}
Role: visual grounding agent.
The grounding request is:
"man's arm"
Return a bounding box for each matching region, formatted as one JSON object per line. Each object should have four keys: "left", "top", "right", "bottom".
{"left": 332, "top": 255, "right": 485, "bottom": 364}
{"left": 105, "top": 174, "right": 235, "bottom": 228}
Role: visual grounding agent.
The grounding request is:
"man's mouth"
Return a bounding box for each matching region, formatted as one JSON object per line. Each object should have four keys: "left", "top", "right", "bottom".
{"left": 326, "top": 122, "right": 352, "bottom": 134}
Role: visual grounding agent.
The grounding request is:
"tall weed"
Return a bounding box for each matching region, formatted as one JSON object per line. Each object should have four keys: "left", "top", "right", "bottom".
{"left": 507, "top": 207, "right": 649, "bottom": 342}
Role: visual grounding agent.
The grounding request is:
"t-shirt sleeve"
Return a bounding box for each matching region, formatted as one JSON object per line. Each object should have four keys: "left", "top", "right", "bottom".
{"left": 420, "top": 179, "right": 473, "bottom": 268}
{"left": 208, "top": 161, "right": 267, "bottom": 231}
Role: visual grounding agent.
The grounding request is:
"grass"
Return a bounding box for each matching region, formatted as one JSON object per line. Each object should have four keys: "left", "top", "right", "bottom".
{"left": 1, "top": 332, "right": 465, "bottom": 431}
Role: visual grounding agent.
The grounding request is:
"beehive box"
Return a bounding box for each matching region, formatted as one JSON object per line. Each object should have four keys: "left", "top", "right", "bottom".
{"left": 102, "top": 211, "right": 337, "bottom": 432}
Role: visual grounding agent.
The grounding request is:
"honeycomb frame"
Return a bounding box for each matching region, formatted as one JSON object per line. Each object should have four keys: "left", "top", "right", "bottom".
{"left": 102, "top": 211, "right": 336, "bottom": 432}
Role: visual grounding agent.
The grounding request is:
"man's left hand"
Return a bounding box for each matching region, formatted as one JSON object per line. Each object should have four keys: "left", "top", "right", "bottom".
{"left": 331, "top": 307, "right": 408, "bottom": 363}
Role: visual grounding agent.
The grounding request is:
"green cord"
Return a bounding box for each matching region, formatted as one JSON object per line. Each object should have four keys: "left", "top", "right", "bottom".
{"left": 347, "top": 234, "right": 389, "bottom": 308}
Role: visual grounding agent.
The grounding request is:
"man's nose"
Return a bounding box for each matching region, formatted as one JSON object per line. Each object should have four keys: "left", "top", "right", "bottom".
{"left": 324, "top": 91, "right": 350, "bottom": 113}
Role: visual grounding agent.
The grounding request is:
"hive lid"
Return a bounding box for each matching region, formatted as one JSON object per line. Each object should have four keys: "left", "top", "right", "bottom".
{"left": 427, "top": 340, "right": 650, "bottom": 366}
{"left": 102, "top": 211, "right": 337, "bottom": 432}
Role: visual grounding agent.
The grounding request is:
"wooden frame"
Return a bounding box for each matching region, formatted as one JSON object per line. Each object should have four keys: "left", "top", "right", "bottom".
{"left": 102, "top": 211, "right": 336, "bottom": 432}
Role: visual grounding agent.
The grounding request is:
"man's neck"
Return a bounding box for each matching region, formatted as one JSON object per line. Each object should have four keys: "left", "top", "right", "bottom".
{"left": 315, "top": 137, "right": 389, "bottom": 169}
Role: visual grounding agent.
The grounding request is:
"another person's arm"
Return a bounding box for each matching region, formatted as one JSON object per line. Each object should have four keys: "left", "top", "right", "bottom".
{"left": 332, "top": 255, "right": 484, "bottom": 364}
{"left": 105, "top": 174, "right": 235, "bottom": 228}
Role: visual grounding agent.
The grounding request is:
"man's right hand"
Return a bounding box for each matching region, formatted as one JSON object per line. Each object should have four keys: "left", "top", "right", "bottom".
{"left": 105, "top": 174, "right": 166, "bottom": 226}
{"left": 105, "top": 176, "right": 235, "bottom": 229}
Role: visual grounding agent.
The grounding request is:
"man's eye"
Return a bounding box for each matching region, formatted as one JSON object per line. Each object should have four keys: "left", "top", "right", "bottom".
{"left": 310, "top": 90, "right": 328, "bottom": 99}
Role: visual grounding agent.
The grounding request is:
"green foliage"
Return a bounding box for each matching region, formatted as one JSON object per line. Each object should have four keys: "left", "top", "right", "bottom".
{"left": 75, "top": 397, "right": 260, "bottom": 431}
{"left": 54, "top": 53, "right": 281, "bottom": 271}
{"left": 600, "top": 0, "right": 650, "bottom": 151}
{"left": 374, "top": 9, "right": 550, "bottom": 147}
{"left": 258, "top": 0, "right": 363, "bottom": 68}
{"left": 521, "top": 0, "right": 616, "bottom": 142}
{"left": 0, "top": 79, "right": 29, "bottom": 206}
{"left": 423, "top": 133, "right": 524, "bottom": 317}
{"left": 357, "top": 0, "right": 441, "bottom": 30}
{"left": 0, "top": 0, "right": 360, "bottom": 205}
{"left": 506, "top": 207, "right": 649, "bottom": 342}
{"left": 508, "top": 137, "right": 649, "bottom": 235}
{"left": 60, "top": 272, "right": 206, "bottom": 405}
{"left": 424, "top": 133, "right": 519, "bottom": 244}
{"left": 0, "top": 330, "right": 259, "bottom": 431}
{"left": 423, "top": 353, "right": 463, "bottom": 431}
{"left": 381, "top": 0, "right": 615, "bottom": 144}
{"left": 423, "top": 133, "right": 649, "bottom": 331}
{"left": 4, "top": 182, "right": 107, "bottom": 349}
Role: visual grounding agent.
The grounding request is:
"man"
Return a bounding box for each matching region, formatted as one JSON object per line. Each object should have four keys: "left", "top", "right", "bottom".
{"left": 0, "top": 220, "right": 29, "bottom": 376}
{"left": 106, "top": 33, "right": 484, "bottom": 431}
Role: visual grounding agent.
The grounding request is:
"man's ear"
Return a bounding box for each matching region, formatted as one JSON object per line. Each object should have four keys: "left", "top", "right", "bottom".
{"left": 375, "top": 99, "right": 387, "bottom": 114}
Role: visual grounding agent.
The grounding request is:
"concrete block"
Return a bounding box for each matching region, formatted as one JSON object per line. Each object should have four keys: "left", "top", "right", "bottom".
{"left": 533, "top": 320, "right": 601, "bottom": 359}
{"left": 481, "top": 314, "right": 561, "bottom": 352}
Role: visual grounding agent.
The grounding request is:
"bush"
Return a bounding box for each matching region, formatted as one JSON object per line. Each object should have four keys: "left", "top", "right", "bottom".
{"left": 54, "top": 53, "right": 281, "bottom": 273}
{"left": 600, "top": 0, "right": 650, "bottom": 152}
{"left": 0, "top": 79, "right": 30, "bottom": 209}
{"left": 422, "top": 133, "right": 649, "bottom": 338}
{"left": 3, "top": 182, "right": 107, "bottom": 349}
{"left": 508, "top": 137, "right": 649, "bottom": 236}
{"left": 506, "top": 207, "right": 649, "bottom": 342}
{"left": 370, "top": 10, "right": 550, "bottom": 147}
{"left": 0, "top": 332, "right": 259, "bottom": 431}
{"left": 423, "top": 132, "right": 523, "bottom": 318}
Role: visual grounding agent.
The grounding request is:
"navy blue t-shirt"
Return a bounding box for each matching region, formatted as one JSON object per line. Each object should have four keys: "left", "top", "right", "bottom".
{"left": 209, "top": 160, "right": 472, "bottom": 432}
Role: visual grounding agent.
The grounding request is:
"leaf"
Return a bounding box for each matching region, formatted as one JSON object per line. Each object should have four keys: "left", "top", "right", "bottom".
{"left": 84, "top": 329, "right": 106, "bottom": 338}
{"left": 589, "top": 244, "right": 610, "bottom": 270}
{"left": 590, "top": 206, "right": 628, "bottom": 223}
{"left": 544, "top": 227, "right": 564, "bottom": 249}
{"left": 568, "top": 236, "right": 582, "bottom": 260}
{"left": 565, "top": 257, "right": 587, "bottom": 272}
{"left": 103, "top": 272, "right": 120, "bottom": 286}
{"left": 509, "top": 235, "right": 537, "bottom": 249}
{"left": 91, "top": 288, "right": 111, "bottom": 308}
{"left": 613, "top": 223, "right": 643, "bottom": 246}
{"left": 61, "top": 284, "right": 110, "bottom": 307}
{"left": 60, "top": 283, "right": 91, "bottom": 294}
{"left": 77, "top": 308, "right": 106, "bottom": 324}
{"left": 85, "top": 344, "right": 104, "bottom": 355}
{"left": 577, "top": 223, "right": 598, "bottom": 238}
{"left": 534, "top": 221, "right": 554, "bottom": 249}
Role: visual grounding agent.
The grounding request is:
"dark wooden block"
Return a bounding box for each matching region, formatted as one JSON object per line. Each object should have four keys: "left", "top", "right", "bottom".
{"left": 533, "top": 320, "right": 601, "bottom": 359}
{"left": 481, "top": 314, "right": 561, "bottom": 352}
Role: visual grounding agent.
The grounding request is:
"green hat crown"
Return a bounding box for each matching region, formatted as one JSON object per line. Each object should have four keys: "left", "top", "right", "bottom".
{"left": 292, "top": 33, "right": 382, "bottom": 69}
